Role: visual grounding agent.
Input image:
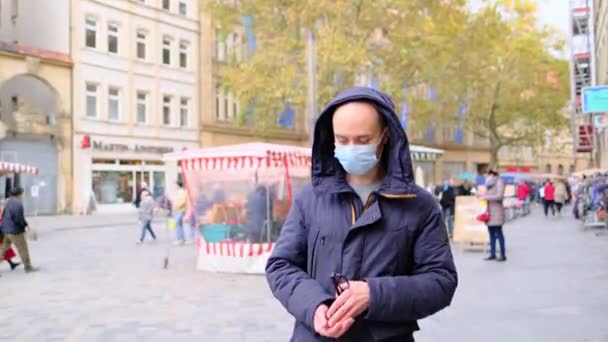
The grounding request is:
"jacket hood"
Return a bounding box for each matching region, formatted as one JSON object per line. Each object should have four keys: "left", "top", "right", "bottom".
{"left": 311, "top": 87, "right": 415, "bottom": 195}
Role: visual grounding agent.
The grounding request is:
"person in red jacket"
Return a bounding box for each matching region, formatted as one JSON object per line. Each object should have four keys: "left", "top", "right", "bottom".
{"left": 516, "top": 181, "right": 531, "bottom": 215}
{"left": 543, "top": 180, "right": 556, "bottom": 217}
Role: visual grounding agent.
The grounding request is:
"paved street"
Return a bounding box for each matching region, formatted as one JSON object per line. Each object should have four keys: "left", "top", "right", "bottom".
{"left": 1, "top": 207, "right": 608, "bottom": 342}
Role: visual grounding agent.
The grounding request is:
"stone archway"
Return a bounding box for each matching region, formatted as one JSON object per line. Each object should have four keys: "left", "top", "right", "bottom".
{"left": 0, "top": 74, "right": 62, "bottom": 214}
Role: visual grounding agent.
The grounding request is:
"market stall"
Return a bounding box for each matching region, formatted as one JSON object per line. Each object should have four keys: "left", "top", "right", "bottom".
{"left": 571, "top": 171, "right": 607, "bottom": 229}
{"left": 163, "top": 143, "right": 311, "bottom": 274}
{"left": 0, "top": 161, "right": 39, "bottom": 198}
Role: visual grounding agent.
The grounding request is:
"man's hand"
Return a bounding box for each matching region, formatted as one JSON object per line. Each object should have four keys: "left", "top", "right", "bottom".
{"left": 313, "top": 304, "right": 355, "bottom": 338}
{"left": 326, "top": 281, "right": 370, "bottom": 328}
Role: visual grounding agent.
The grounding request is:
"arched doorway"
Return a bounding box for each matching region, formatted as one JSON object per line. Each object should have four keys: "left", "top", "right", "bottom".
{"left": 0, "top": 74, "right": 61, "bottom": 215}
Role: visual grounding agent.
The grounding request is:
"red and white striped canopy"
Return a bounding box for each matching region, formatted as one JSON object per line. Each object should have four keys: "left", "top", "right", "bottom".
{"left": 0, "top": 161, "right": 39, "bottom": 175}
{"left": 164, "top": 143, "right": 312, "bottom": 172}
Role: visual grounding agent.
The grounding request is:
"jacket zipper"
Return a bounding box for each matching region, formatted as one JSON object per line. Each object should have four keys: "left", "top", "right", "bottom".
{"left": 310, "top": 231, "right": 321, "bottom": 278}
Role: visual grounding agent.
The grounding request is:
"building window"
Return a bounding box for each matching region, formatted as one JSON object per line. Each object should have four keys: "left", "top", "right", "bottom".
{"left": 107, "top": 23, "right": 119, "bottom": 54}
{"left": 224, "top": 91, "right": 229, "bottom": 121}
{"left": 85, "top": 17, "right": 97, "bottom": 48}
{"left": 85, "top": 83, "right": 98, "bottom": 118}
{"left": 179, "top": 40, "right": 189, "bottom": 68}
{"left": 162, "top": 95, "right": 172, "bottom": 125}
{"left": 232, "top": 98, "right": 238, "bottom": 119}
{"left": 136, "top": 91, "right": 148, "bottom": 124}
{"left": 162, "top": 36, "right": 172, "bottom": 65}
{"left": 180, "top": 97, "right": 189, "bottom": 127}
{"left": 215, "top": 30, "right": 225, "bottom": 61}
{"left": 108, "top": 87, "right": 120, "bottom": 121}
{"left": 179, "top": 1, "right": 187, "bottom": 16}
{"left": 162, "top": 0, "right": 170, "bottom": 10}
{"left": 231, "top": 32, "right": 240, "bottom": 62}
{"left": 136, "top": 30, "right": 147, "bottom": 60}
{"left": 215, "top": 86, "right": 221, "bottom": 120}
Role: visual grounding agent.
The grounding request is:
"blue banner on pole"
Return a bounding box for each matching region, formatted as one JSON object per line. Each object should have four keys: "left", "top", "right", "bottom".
{"left": 369, "top": 75, "right": 379, "bottom": 90}
{"left": 426, "top": 126, "right": 435, "bottom": 141}
{"left": 242, "top": 15, "right": 256, "bottom": 56}
{"left": 400, "top": 100, "right": 408, "bottom": 131}
{"left": 277, "top": 102, "right": 295, "bottom": 128}
{"left": 428, "top": 86, "right": 437, "bottom": 101}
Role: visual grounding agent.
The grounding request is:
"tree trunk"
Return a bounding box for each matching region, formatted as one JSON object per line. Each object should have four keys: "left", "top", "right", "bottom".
{"left": 489, "top": 145, "right": 500, "bottom": 170}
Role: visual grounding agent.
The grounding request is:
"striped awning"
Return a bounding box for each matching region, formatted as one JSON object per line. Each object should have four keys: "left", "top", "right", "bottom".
{"left": 409, "top": 145, "right": 444, "bottom": 161}
{"left": 167, "top": 142, "right": 444, "bottom": 172}
{"left": 0, "top": 161, "right": 39, "bottom": 175}
{"left": 165, "top": 142, "right": 312, "bottom": 172}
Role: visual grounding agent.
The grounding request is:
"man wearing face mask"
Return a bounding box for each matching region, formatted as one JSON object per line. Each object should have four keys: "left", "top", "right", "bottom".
{"left": 266, "top": 87, "right": 457, "bottom": 341}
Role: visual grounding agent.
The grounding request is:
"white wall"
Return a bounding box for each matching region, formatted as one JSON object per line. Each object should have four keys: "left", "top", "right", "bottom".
{"left": 0, "top": 0, "right": 70, "bottom": 53}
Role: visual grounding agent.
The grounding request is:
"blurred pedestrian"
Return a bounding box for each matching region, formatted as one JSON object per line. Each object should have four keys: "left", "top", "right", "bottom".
{"left": 456, "top": 180, "right": 473, "bottom": 196}
{"left": 516, "top": 180, "right": 531, "bottom": 215}
{"left": 137, "top": 190, "right": 157, "bottom": 244}
{"left": 173, "top": 181, "right": 188, "bottom": 245}
{"left": 554, "top": 180, "right": 568, "bottom": 215}
{"left": 481, "top": 170, "right": 506, "bottom": 262}
{"left": 0, "top": 187, "right": 38, "bottom": 273}
{"left": 133, "top": 181, "right": 149, "bottom": 209}
{"left": 543, "top": 180, "right": 556, "bottom": 217}
{"left": 435, "top": 178, "right": 456, "bottom": 238}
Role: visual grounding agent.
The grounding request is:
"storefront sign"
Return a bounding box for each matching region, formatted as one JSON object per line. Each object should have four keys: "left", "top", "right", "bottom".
{"left": 92, "top": 141, "right": 174, "bottom": 154}
{"left": 582, "top": 86, "right": 608, "bottom": 114}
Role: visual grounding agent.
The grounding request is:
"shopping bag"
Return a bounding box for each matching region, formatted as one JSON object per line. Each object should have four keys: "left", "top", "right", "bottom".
{"left": 476, "top": 211, "right": 490, "bottom": 223}
{"left": 168, "top": 218, "right": 175, "bottom": 231}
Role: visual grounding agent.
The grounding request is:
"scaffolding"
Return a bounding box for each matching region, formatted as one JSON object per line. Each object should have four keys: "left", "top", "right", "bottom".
{"left": 569, "top": 0, "right": 596, "bottom": 157}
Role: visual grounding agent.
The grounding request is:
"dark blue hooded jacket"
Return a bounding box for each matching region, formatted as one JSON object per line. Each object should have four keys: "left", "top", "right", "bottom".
{"left": 266, "top": 87, "right": 458, "bottom": 342}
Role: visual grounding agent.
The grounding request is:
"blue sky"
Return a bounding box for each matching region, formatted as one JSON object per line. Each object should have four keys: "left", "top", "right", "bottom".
{"left": 536, "top": 0, "right": 570, "bottom": 35}
{"left": 469, "top": 0, "right": 570, "bottom": 35}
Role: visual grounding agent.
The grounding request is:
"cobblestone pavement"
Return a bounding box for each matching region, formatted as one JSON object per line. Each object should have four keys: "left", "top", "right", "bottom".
{"left": 1, "top": 207, "right": 608, "bottom": 342}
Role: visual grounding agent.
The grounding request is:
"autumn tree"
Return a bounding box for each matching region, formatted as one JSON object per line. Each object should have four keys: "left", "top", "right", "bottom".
{"left": 208, "top": 0, "right": 469, "bottom": 134}
{"left": 443, "top": 0, "right": 570, "bottom": 168}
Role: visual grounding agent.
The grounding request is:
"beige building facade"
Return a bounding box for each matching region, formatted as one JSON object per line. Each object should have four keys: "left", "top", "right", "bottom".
{"left": 198, "top": 6, "right": 309, "bottom": 149}
{"left": 0, "top": 0, "right": 73, "bottom": 214}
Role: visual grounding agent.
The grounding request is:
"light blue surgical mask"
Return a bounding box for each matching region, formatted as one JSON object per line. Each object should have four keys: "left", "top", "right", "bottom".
{"left": 334, "top": 144, "right": 380, "bottom": 176}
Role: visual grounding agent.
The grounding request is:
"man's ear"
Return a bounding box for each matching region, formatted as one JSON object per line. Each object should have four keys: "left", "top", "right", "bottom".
{"left": 382, "top": 128, "right": 390, "bottom": 145}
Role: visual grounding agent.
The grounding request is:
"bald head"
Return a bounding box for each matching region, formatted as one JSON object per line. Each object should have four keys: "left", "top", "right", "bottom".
{"left": 332, "top": 102, "right": 386, "bottom": 146}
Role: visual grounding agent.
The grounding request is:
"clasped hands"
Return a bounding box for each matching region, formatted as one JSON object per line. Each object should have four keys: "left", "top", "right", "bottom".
{"left": 313, "top": 281, "right": 370, "bottom": 338}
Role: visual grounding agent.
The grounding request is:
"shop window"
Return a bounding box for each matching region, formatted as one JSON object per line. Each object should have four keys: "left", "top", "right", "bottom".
{"left": 92, "top": 171, "right": 134, "bottom": 204}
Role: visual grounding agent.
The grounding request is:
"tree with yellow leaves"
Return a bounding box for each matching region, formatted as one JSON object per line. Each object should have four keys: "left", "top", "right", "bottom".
{"left": 444, "top": 0, "right": 570, "bottom": 168}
